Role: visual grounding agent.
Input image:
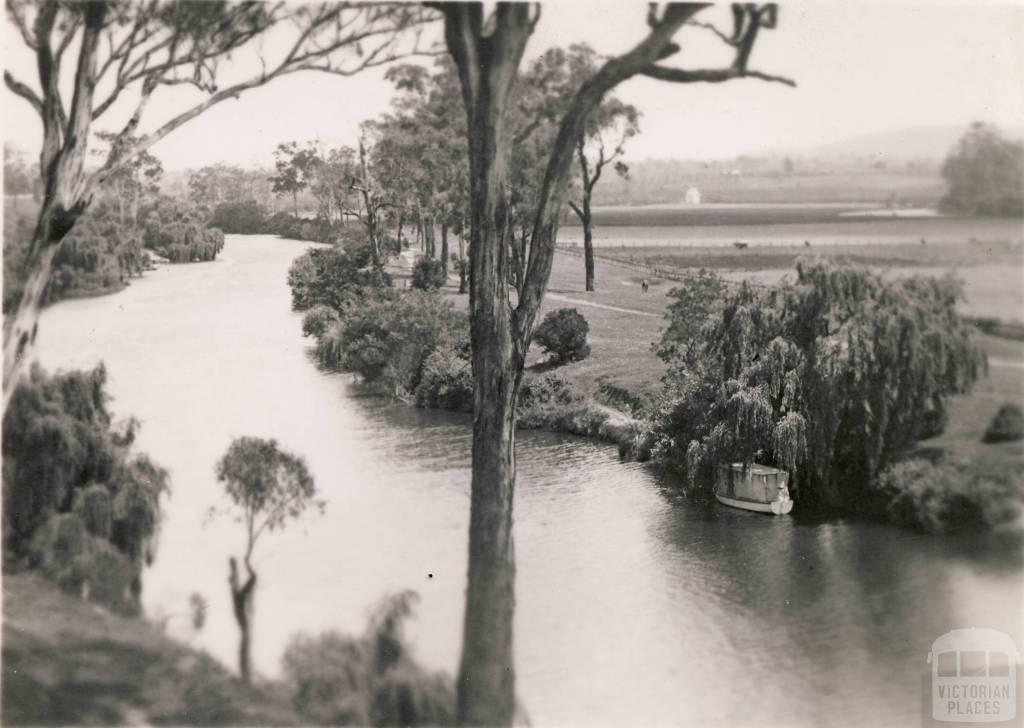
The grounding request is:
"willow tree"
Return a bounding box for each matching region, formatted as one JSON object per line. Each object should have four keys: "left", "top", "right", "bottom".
{"left": 2, "top": 0, "right": 439, "bottom": 411}
{"left": 429, "top": 3, "right": 794, "bottom": 723}
{"left": 654, "top": 260, "right": 985, "bottom": 508}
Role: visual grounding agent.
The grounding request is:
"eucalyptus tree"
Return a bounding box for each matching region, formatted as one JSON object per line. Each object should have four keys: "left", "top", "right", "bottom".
{"left": 94, "top": 132, "right": 163, "bottom": 226}
{"left": 562, "top": 45, "right": 641, "bottom": 291}
{"left": 429, "top": 3, "right": 794, "bottom": 723}
{"left": 188, "top": 163, "right": 275, "bottom": 212}
{"left": 270, "top": 141, "right": 319, "bottom": 217}
{"left": 364, "top": 112, "right": 423, "bottom": 254}
{"left": 214, "top": 436, "right": 322, "bottom": 684}
{"left": 384, "top": 58, "right": 470, "bottom": 270}
{"left": 2, "top": 0, "right": 440, "bottom": 411}
{"left": 310, "top": 145, "right": 360, "bottom": 227}
{"left": 3, "top": 143, "right": 37, "bottom": 204}
{"left": 349, "top": 129, "right": 395, "bottom": 268}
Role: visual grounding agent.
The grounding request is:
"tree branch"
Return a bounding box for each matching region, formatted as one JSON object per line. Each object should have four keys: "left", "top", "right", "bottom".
{"left": 6, "top": 0, "right": 37, "bottom": 50}
{"left": 4, "top": 71, "right": 43, "bottom": 115}
{"left": 567, "top": 199, "right": 584, "bottom": 223}
{"left": 35, "top": 0, "right": 65, "bottom": 175}
{"left": 686, "top": 18, "right": 735, "bottom": 46}
{"left": 640, "top": 65, "right": 795, "bottom": 86}
{"left": 54, "top": 14, "right": 82, "bottom": 65}
{"left": 91, "top": 5, "right": 440, "bottom": 182}
{"left": 513, "top": 2, "right": 783, "bottom": 342}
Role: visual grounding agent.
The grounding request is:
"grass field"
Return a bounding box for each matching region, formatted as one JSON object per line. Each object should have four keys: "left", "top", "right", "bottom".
{"left": 590, "top": 240, "right": 1024, "bottom": 323}
{"left": 595, "top": 239, "right": 1022, "bottom": 269}
{"left": 562, "top": 202, "right": 877, "bottom": 228}
{"left": 559, "top": 217, "right": 1024, "bottom": 250}
{"left": 546, "top": 250, "right": 1023, "bottom": 514}
{"left": 591, "top": 170, "right": 946, "bottom": 207}
{"left": 393, "top": 246, "right": 1023, "bottom": 500}
{"left": 559, "top": 201, "right": 1022, "bottom": 229}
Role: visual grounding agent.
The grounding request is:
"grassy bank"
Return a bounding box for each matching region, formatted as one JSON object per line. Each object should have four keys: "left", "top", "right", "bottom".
{"left": 388, "top": 246, "right": 1023, "bottom": 523}
{"left": 593, "top": 239, "right": 1024, "bottom": 273}
{"left": 2, "top": 572, "right": 300, "bottom": 726}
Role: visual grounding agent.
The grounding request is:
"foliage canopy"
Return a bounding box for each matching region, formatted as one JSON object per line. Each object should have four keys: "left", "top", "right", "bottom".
{"left": 941, "top": 122, "right": 1024, "bottom": 216}
{"left": 653, "top": 260, "right": 984, "bottom": 509}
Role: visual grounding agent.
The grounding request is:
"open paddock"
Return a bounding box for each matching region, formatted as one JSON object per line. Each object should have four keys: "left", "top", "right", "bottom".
{"left": 558, "top": 211, "right": 1023, "bottom": 249}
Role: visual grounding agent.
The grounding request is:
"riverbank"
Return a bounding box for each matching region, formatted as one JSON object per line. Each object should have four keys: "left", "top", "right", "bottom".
{"left": 387, "top": 247, "right": 1024, "bottom": 525}
{"left": 1, "top": 572, "right": 300, "bottom": 726}
{"left": 29, "top": 233, "right": 1024, "bottom": 725}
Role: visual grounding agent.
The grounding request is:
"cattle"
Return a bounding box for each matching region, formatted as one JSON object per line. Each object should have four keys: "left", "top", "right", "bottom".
{"left": 641, "top": 279, "right": 649, "bottom": 293}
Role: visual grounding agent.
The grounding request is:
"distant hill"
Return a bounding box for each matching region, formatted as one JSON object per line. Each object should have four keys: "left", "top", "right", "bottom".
{"left": 796, "top": 124, "right": 1024, "bottom": 163}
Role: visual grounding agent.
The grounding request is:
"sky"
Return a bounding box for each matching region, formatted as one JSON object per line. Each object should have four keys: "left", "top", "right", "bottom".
{"left": 3, "top": 1, "right": 1024, "bottom": 171}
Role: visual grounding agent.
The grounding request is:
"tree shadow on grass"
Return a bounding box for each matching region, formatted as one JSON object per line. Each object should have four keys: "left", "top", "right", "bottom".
{"left": 526, "top": 358, "right": 563, "bottom": 374}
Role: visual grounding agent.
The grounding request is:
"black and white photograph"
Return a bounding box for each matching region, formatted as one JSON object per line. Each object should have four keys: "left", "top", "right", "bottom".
{"left": 1, "top": 1, "right": 1023, "bottom": 726}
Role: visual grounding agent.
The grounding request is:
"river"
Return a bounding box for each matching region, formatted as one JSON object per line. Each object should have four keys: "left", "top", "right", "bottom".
{"left": 35, "top": 235, "right": 1023, "bottom": 727}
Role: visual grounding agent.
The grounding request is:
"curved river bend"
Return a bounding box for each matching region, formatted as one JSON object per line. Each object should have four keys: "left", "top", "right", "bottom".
{"left": 36, "top": 235, "right": 1022, "bottom": 727}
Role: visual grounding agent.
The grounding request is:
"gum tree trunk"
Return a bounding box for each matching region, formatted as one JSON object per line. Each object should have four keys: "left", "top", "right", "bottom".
{"left": 568, "top": 146, "right": 598, "bottom": 292}
{"left": 434, "top": 3, "right": 782, "bottom": 724}
{"left": 229, "top": 558, "right": 256, "bottom": 684}
{"left": 439, "top": 6, "right": 534, "bottom": 725}
{"left": 582, "top": 200, "right": 595, "bottom": 291}
{"left": 3, "top": 1, "right": 107, "bottom": 412}
{"left": 441, "top": 221, "right": 449, "bottom": 275}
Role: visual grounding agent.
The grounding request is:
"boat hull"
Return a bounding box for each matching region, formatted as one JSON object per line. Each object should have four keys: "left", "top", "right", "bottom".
{"left": 716, "top": 493, "right": 794, "bottom": 515}
{"left": 714, "top": 462, "right": 794, "bottom": 515}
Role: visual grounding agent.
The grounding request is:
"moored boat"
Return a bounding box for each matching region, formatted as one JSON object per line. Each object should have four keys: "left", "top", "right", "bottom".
{"left": 715, "top": 462, "right": 793, "bottom": 515}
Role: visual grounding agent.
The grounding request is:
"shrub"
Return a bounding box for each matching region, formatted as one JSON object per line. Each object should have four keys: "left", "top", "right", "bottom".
{"left": 28, "top": 513, "right": 138, "bottom": 614}
{"left": 302, "top": 305, "right": 340, "bottom": 340}
{"left": 145, "top": 220, "right": 225, "bottom": 262}
{"left": 283, "top": 591, "right": 455, "bottom": 727}
{"left": 47, "top": 214, "right": 146, "bottom": 302}
{"left": 596, "top": 381, "right": 655, "bottom": 417}
{"left": 411, "top": 257, "right": 447, "bottom": 290}
{"left": 287, "top": 246, "right": 391, "bottom": 312}
{"left": 533, "top": 308, "right": 591, "bottom": 364}
{"left": 519, "top": 373, "right": 581, "bottom": 410}
{"left": 4, "top": 200, "right": 148, "bottom": 309}
{"left": 3, "top": 364, "right": 168, "bottom": 610}
{"left": 334, "top": 224, "right": 371, "bottom": 250}
{"left": 370, "top": 664, "right": 455, "bottom": 727}
{"left": 414, "top": 347, "right": 473, "bottom": 413}
{"left": 266, "top": 211, "right": 301, "bottom": 239}
{"left": 875, "top": 456, "right": 1022, "bottom": 533}
{"left": 208, "top": 199, "right": 266, "bottom": 234}
{"left": 656, "top": 268, "right": 728, "bottom": 372}
{"left": 283, "top": 632, "right": 372, "bottom": 725}
{"left": 319, "top": 291, "right": 468, "bottom": 396}
{"left": 983, "top": 402, "right": 1024, "bottom": 443}
{"left": 140, "top": 196, "right": 225, "bottom": 262}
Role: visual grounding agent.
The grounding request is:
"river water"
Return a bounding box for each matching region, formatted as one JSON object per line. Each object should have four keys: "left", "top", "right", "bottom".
{"left": 35, "top": 235, "right": 1022, "bottom": 727}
